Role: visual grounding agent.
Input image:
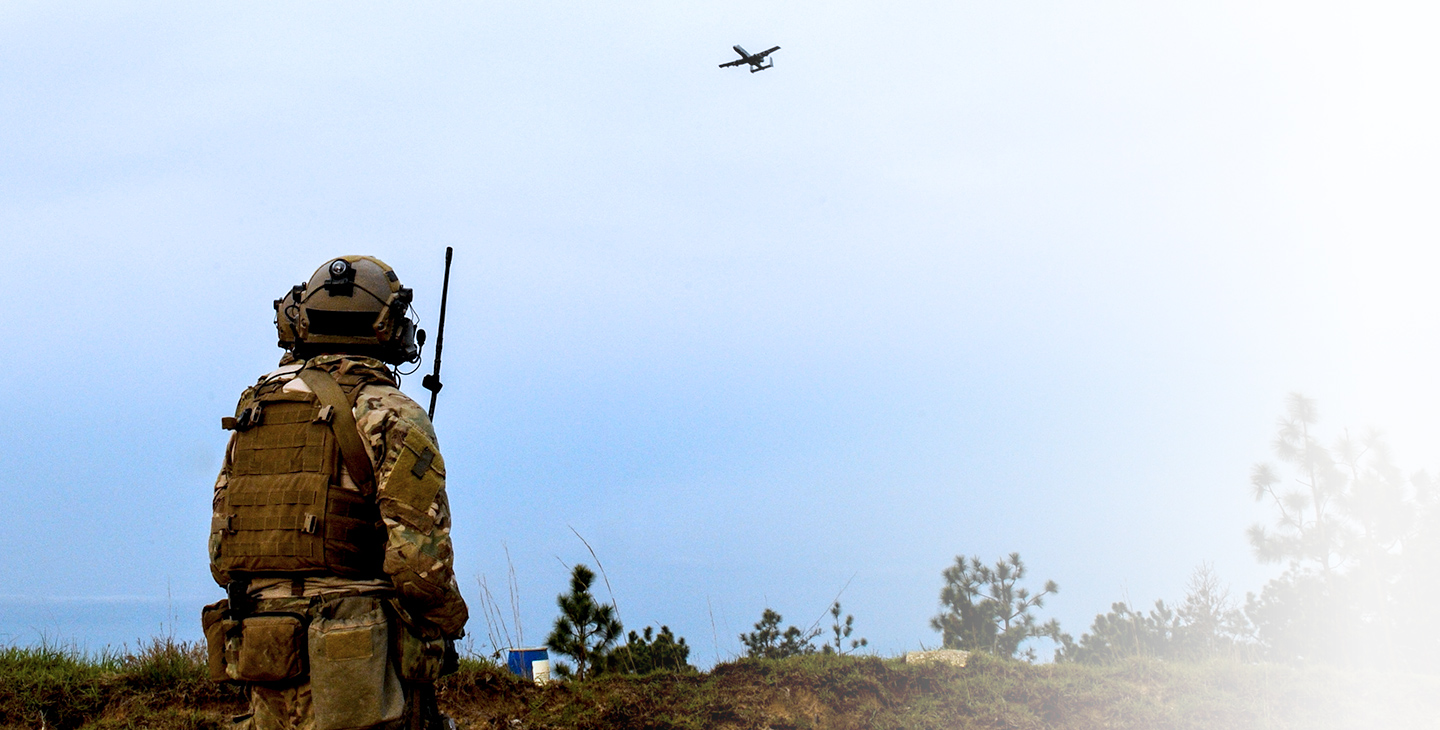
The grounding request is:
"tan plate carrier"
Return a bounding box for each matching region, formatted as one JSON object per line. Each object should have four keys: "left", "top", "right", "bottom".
{"left": 213, "top": 367, "right": 385, "bottom": 578}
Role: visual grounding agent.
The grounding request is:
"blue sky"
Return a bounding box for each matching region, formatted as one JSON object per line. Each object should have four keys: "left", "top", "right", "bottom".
{"left": 2, "top": 1, "right": 1439, "bottom": 664}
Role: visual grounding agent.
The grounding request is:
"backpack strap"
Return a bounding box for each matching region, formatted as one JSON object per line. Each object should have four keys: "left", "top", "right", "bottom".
{"left": 297, "top": 368, "right": 376, "bottom": 496}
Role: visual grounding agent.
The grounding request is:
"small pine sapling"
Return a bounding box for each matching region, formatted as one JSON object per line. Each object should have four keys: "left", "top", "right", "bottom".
{"left": 740, "top": 608, "right": 821, "bottom": 659}
{"left": 823, "top": 601, "right": 868, "bottom": 654}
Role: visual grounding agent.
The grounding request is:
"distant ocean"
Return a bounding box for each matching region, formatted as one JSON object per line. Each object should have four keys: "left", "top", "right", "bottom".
{"left": 0, "top": 597, "right": 212, "bottom": 653}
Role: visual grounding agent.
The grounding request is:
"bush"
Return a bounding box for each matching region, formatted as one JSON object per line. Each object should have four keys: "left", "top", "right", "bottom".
{"left": 599, "top": 625, "right": 694, "bottom": 674}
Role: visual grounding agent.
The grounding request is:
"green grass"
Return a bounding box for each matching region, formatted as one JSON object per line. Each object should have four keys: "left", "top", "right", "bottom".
{"left": 4, "top": 642, "right": 1439, "bottom": 729}
{"left": 0, "top": 638, "right": 243, "bottom": 730}
{"left": 0, "top": 642, "right": 116, "bottom": 728}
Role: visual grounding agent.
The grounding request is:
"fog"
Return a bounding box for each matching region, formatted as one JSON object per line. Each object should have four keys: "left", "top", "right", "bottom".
{"left": 2, "top": 1, "right": 1439, "bottom": 670}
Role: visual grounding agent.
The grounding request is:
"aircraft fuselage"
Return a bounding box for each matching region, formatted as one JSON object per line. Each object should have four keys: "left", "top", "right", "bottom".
{"left": 721, "top": 44, "right": 781, "bottom": 72}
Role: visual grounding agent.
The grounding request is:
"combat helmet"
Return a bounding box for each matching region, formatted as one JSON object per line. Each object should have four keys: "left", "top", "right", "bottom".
{"left": 275, "top": 255, "right": 420, "bottom": 365}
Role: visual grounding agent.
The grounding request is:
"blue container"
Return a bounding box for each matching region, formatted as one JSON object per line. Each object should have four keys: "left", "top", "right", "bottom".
{"left": 506, "top": 647, "right": 551, "bottom": 682}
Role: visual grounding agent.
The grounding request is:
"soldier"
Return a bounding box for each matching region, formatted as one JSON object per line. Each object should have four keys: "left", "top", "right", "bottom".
{"left": 203, "top": 256, "right": 468, "bottom": 730}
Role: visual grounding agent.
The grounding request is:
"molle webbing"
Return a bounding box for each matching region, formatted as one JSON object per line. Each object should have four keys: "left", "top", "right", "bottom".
{"left": 215, "top": 367, "right": 384, "bottom": 579}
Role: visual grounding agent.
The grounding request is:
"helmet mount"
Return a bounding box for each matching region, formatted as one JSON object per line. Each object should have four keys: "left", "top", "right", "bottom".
{"left": 274, "top": 255, "right": 421, "bottom": 366}
{"left": 323, "top": 259, "right": 357, "bottom": 296}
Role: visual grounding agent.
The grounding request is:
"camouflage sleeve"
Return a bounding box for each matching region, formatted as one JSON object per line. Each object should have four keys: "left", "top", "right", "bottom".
{"left": 356, "top": 385, "right": 469, "bottom": 638}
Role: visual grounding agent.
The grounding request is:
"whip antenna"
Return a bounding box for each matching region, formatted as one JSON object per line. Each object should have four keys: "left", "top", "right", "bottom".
{"left": 423, "top": 247, "right": 453, "bottom": 420}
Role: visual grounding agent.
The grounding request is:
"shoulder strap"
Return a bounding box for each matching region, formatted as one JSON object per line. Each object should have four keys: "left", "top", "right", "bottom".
{"left": 297, "top": 368, "right": 376, "bottom": 495}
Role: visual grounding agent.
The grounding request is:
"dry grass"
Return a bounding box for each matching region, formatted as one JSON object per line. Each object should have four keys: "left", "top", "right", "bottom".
{"left": 4, "top": 643, "right": 1439, "bottom": 729}
{"left": 437, "top": 652, "right": 1440, "bottom": 730}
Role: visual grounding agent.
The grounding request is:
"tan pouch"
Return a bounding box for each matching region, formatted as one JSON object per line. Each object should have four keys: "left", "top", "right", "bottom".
{"left": 309, "top": 596, "right": 404, "bottom": 730}
{"left": 234, "top": 614, "right": 306, "bottom": 682}
{"left": 200, "top": 600, "right": 231, "bottom": 683}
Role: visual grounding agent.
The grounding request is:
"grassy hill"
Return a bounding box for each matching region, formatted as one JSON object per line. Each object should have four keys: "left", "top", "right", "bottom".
{"left": 3, "top": 640, "right": 1439, "bottom": 729}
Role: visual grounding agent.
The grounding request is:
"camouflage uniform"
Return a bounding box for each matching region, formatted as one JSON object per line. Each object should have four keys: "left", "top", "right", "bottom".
{"left": 211, "top": 354, "right": 467, "bottom": 730}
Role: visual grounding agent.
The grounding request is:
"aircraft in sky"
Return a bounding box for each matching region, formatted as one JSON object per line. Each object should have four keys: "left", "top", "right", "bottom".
{"left": 719, "top": 45, "right": 781, "bottom": 73}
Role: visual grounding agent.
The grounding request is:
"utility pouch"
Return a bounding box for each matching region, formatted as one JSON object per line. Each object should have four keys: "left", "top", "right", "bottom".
{"left": 309, "top": 596, "right": 404, "bottom": 730}
{"left": 200, "top": 600, "right": 231, "bottom": 683}
{"left": 234, "top": 613, "right": 306, "bottom": 683}
{"left": 396, "top": 626, "right": 447, "bottom": 681}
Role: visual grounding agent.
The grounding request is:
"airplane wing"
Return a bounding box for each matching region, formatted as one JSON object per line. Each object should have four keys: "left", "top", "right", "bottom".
{"left": 719, "top": 45, "right": 780, "bottom": 68}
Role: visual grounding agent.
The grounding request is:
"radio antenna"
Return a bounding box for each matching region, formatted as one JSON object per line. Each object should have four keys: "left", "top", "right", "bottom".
{"left": 423, "top": 247, "right": 453, "bottom": 420}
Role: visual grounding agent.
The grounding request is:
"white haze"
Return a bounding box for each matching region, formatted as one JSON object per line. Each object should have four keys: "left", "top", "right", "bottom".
{"left": 0, "top": 1, "right": 1437, "bottom": 667}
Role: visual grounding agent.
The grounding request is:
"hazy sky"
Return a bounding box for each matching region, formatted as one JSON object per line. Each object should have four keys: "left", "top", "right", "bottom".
{"left": 2, "top": 1, "right": 1439, "bottom": 664}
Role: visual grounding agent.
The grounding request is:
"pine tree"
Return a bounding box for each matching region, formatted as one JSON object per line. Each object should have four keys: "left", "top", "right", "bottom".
{"left": 1245, "top": 393, "right": 1421, "bottom": 666}
{"left": 822, "top": 601, "right": 868, "bottom": 655}
{"left": 545, "top": 564, "right": 622, "bottom": 679}
{"left": 599, "top": 625, "right": 694, "bottom": 674}
{"left": 1056, "top": 565, "right": 1251, "bottom": 663}
{"left": 930, "top": 552, "right": 1062, "bottom": 661}
{"left": 740, "top": 609, "right": 820, "bottom": 659}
